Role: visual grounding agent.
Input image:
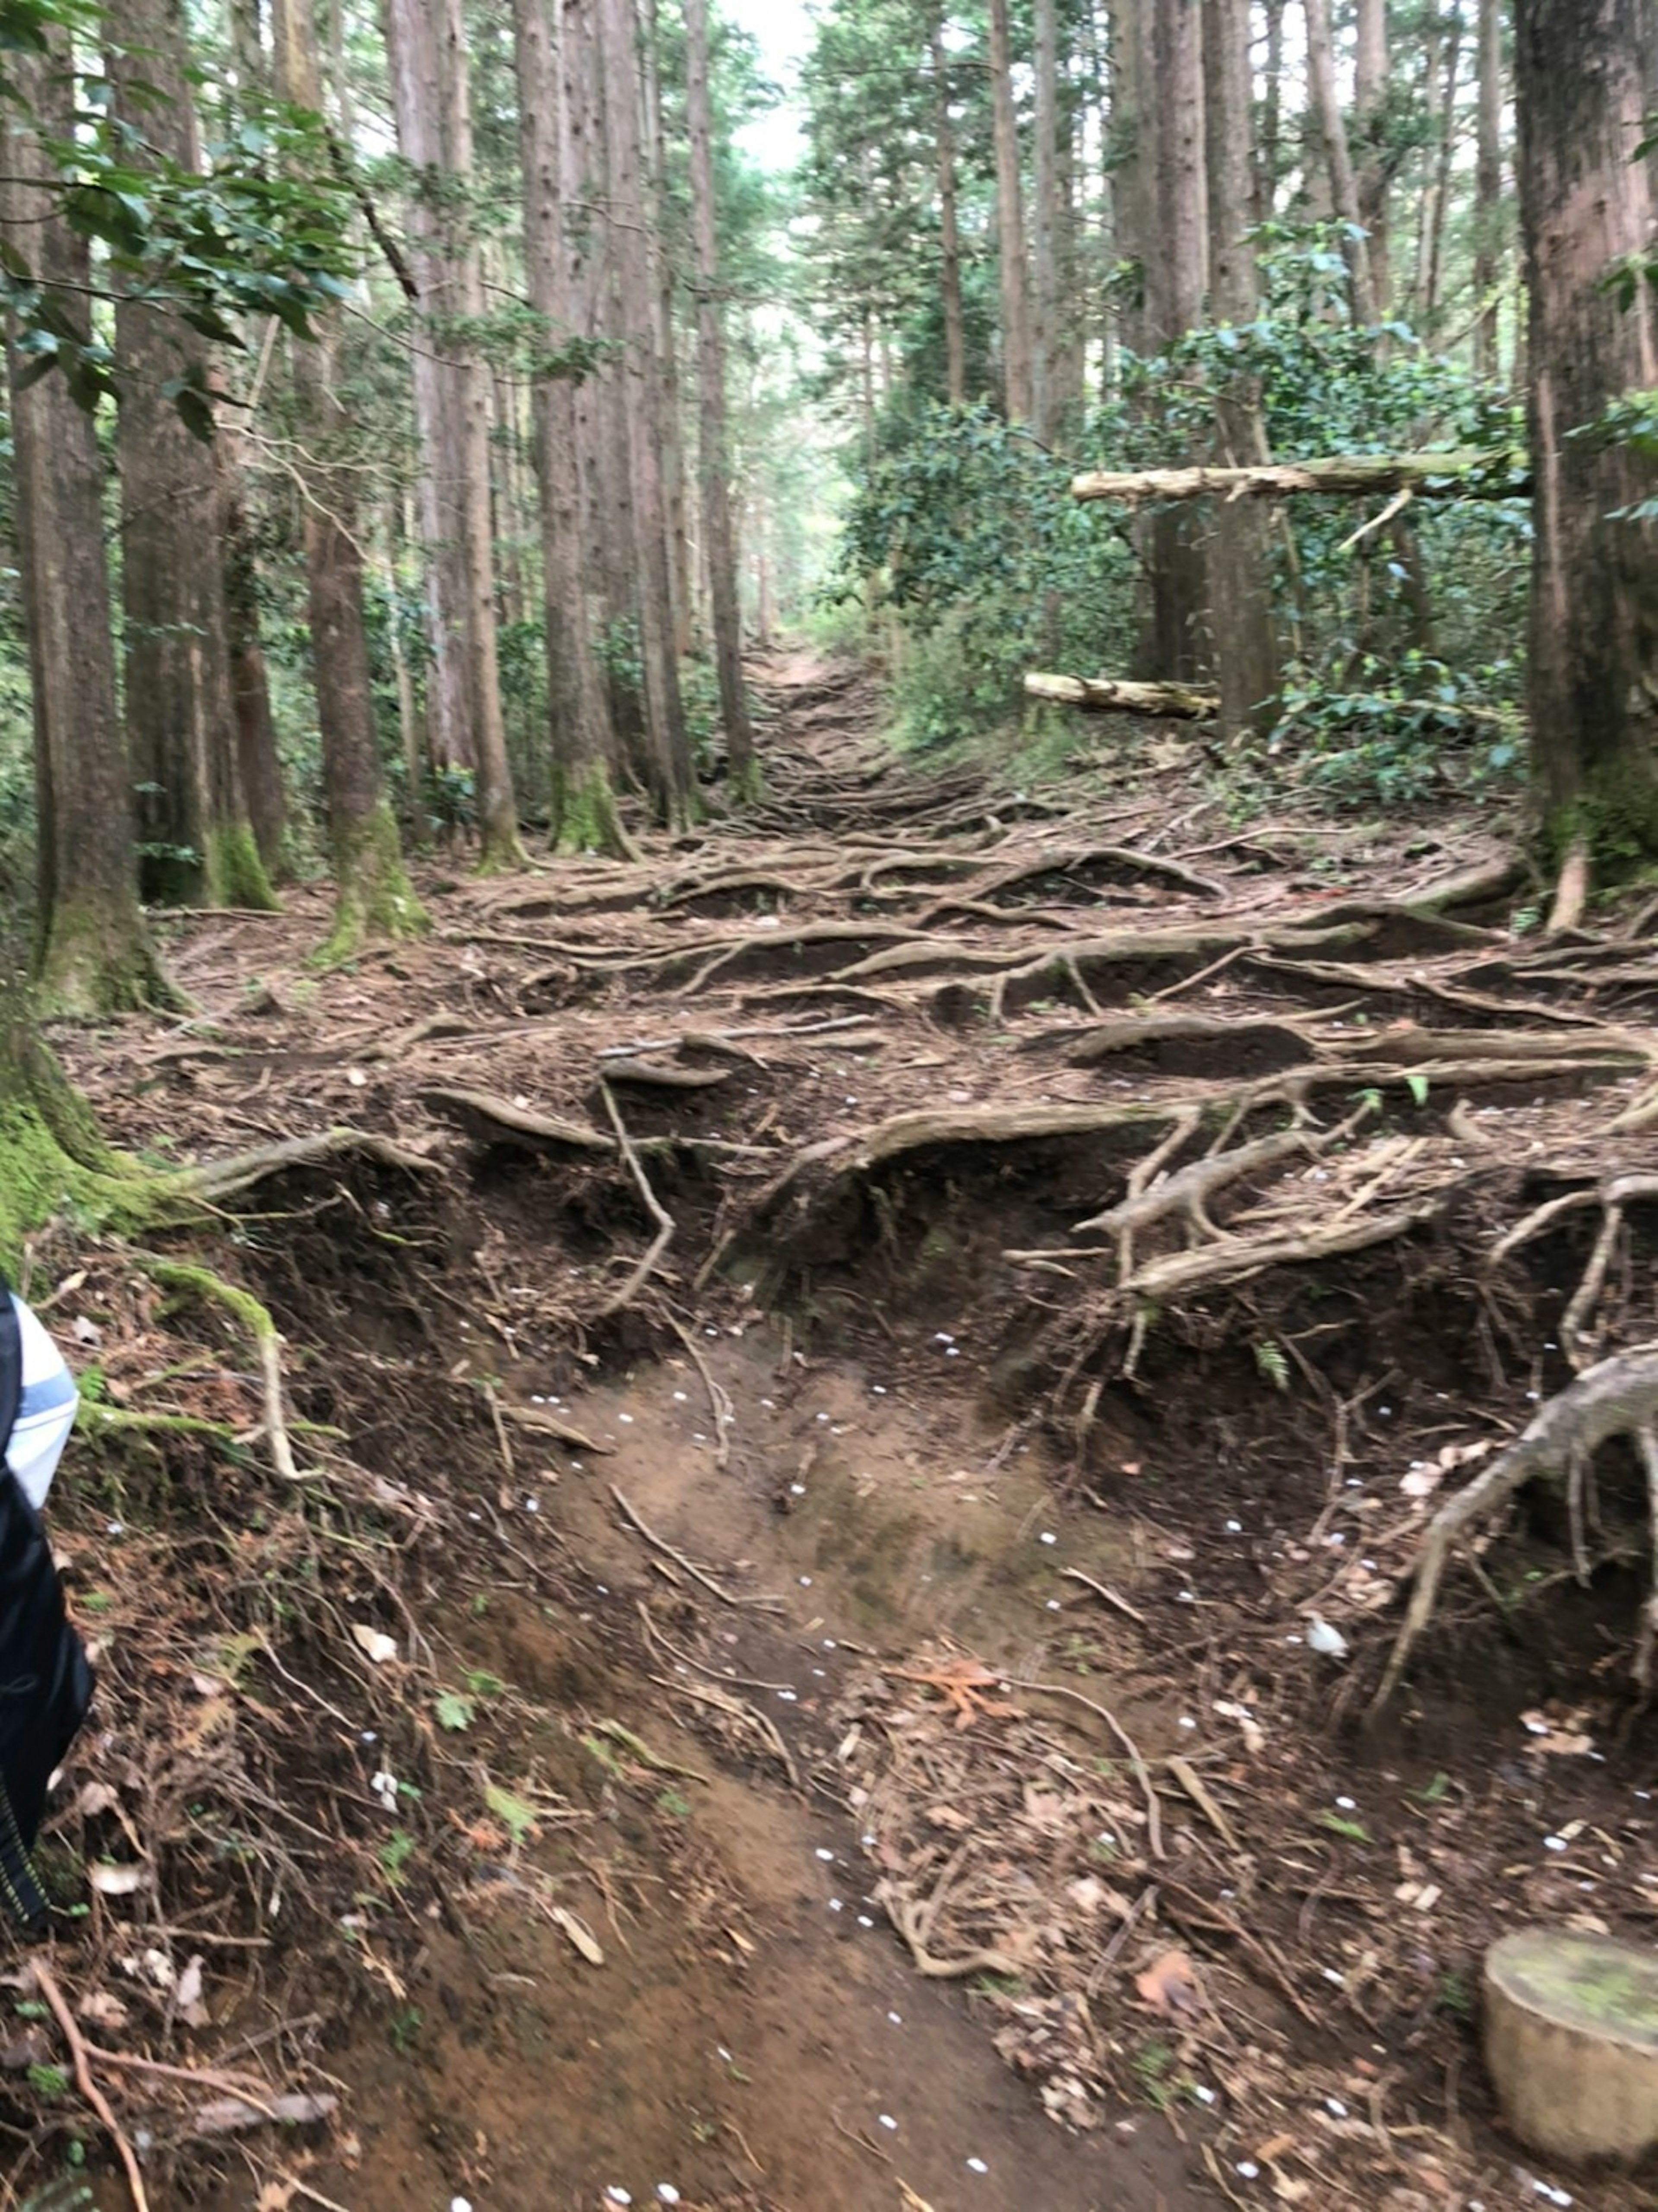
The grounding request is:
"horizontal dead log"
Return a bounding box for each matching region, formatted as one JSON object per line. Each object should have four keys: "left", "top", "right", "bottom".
{"left": 1069, "top": 449, "right": 1529, "bottom": 505}
{"left": 1024, "top": 673, "right": 1219, "bottom": 719}
{"left": 598, "top": 1059, "right": 733, "bottom": 1091}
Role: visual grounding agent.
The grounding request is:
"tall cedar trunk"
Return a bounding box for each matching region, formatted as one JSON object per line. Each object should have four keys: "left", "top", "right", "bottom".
{"left": 563, "top": 0, "right": 646, "bottom": 778}
{"left": 930, "top": 20, "right": 967, "bottom": 406}
{"left": 111, "top": 0, "right": 275, "bottom": 913}
{"left": 1304, "top": 0, "right": 1377, "bottom": 323}
{"left": 272, "top": 0, "right": 423, "bottom": 952}
{"left": 686, "top": 0, "right": 758, "bottom": 797}
{"left": 643, "top": 0, "right": 692, "bottom": 658}
{"left": 1260, "top": 0, "right": 1285, "bottom": 219}
{"left": 1111, "top": 0, "right": 1152, "bottom": 363}
{"left": 598, "top": 0, "right": 692, "bottom": 821}
{"left": 1204, "top": 0, "right": 1280, "bottom": 741}
{"left": 386, "top": 0, "right": 523, "bottom": 866}
{"left": 1515, "top": 0, "right": 1658, "bottom": 848}
{"left": 1473, "top": 0, "right": 1504, "bottom": 376}
{"left": 1031, "top": 0, "right": 1060, "bottom": 440}
{"left": 382, "top": 509, "right": 426, "bottom": 833}
{"left": 511, "top": 0, "right": 629, "bottom": 852}
{"left": 987, "top": 0, "right": 1034, "bottom": 420}
{"left": 1353, "top": 0, "right": 1391, "bottom": 315}
{"left": 1425, "top": 10, "right": 1465, "bottom": 327}
{"left": 1, "top": 40, "right": 170, "bottom": 1014}
{"left": 1142, "top": 0, "right": 1209, "bottom": 684}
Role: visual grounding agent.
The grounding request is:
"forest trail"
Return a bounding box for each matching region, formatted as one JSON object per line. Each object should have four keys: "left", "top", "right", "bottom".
{"left": 48, "top": 656, "right": 1658, "bottom": 2212}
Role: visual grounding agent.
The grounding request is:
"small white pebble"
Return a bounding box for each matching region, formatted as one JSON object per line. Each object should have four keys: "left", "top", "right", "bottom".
{"left": 799, "top": 1575, "right": 813, "bottom": 1587}
{"left": 1543, "top": 1835, "right": 1568, "bottom": 1853}
{"left": 1045, "top": 1599, "right": 1062, "bottom": 1611}
{"left": 935, "top": 1332, "right": 953, "bottom": 1345}
{"left": 828, "top": 1898, "right": 843, "bottom": 1913}
{"left": 790, "top": 1482, "right": 807, "bottom": 1495}
{"left": 857, "top": 1914, "right": 873, "bottom": 1927}
{"left": 1176, "top": 1590, "right": 1196, "bottom": 1604}
{"left": 1193, "top": 2085, "right": 1215, "bottom": 2105}
{"left": 759, "top": 1397, "right": 775, "bottom": 1408}
{"left": 878, "top": 2114, "right": 897, "bottom": 2131}
{"left": 1326, "top": 2097, "right": 1348, "bottom": 2117}
{"left": 1237, "top": 2163, "right": 1260, "bottom": 2180}
{"left": 887, "top": 2010, "right": 902, "bottom": 2024}
{"left": 657, "top": 2190, "right": 681, "bottom": 2207}
{"left": 967, "top": 2156, "right": 989, "bottom": 2174}
{"left": 1322, "top": 1968, "right": 1345, "bottom": 1985}
{"left": 1335, "top": 1795, "right": 1356, "bottom": 1810}
{"left": 777, "top": 1689, "right": 797, "bottom": 1703}
{"left": 1039, "top": 1531, "right": 1057, "bottom": 1546}
{"left": 1178, "top": 1716, "right": 1197, "bottom": 1730}
{"left": 945, "top": 1346, "right": 960, "bottom": 1356}
{"left": 450, "top": 2196, "right": 472, "bottom": 2211}
{"left": 815, "top": 1848, "right": 835, "bottom": 1862}
{"left": 618, "top": 1413, "right": 634, "bottom": 1425}
{"left": 823, "top": 1638, "right": 837, "bottom": 1651}
{"left": 1225, "top": 1518, "right": 1242, "bottom": 1533}
{"left": 871, "top": 1385, "right": 887, "bottom": 1395}
{"left": 525, "top": 1497, "right": 540, "bottom": 1513}
{"left": 672, "top": 1390, "right": 688, "bottom": 1402}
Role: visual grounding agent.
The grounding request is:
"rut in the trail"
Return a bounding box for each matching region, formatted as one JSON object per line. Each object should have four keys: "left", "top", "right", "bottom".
{"left": 51, "top": 651, "right": 1658, "bottom": 2212}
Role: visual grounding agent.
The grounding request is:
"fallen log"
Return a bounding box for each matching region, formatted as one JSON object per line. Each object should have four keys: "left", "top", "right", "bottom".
{"left": 1069, "top": 449, "right": 1528, "bottom": 505}
{"left": 1024, "top": 673, "right": 1219, "bottom": 719}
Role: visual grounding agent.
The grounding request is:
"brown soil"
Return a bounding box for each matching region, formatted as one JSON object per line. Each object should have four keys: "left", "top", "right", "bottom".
{"left": 19, "top": 650, "right": 1658, "bottom": 2212}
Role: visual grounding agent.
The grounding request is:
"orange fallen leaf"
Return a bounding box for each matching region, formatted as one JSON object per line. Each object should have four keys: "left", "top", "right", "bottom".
{"left": 1134, "top": 1946, "right": 1204, "bottom": 2017}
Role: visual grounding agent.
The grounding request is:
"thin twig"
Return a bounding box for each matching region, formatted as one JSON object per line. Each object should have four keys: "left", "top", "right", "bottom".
{"left": 1060, "top": 1567, "right": 1150, "bottom": 1627}
{"left": 610, "top": 1486, "right": 786, "bottom": 1611}
{"left": 668, "top": 1315, "right": 733, "bottom": 1470}
{"left": 596, "top": 1084, "right": 676, "bottom": 1317}
{"left": 1017, "top": 1679, "right": 1165, "bottom": 1861}
{"left": 31, "top": 1962, "right": 152, "bottom": 2212}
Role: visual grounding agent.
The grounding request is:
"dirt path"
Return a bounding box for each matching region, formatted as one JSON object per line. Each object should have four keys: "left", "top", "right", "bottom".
{"left": 39, "top": 651, "right": 1658, "bottom": 2211}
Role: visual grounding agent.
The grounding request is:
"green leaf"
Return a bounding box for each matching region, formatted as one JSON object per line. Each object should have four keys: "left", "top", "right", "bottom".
{"left": 482, "top": 1784, "right": 538, "bottom": 1846}
{"left": 1405, "top": 1073, "right": 1429, "bottom": 1106}
{"left": 1316, "top": 1810, "right": 1371, "bottom": 1842}
{"left": 433, "top": 1691, "right": 474, "bottom": 1733}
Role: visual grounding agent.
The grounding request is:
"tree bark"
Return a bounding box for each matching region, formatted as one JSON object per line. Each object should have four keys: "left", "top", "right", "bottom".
{"left": 1353, "top": 0, "right": 1391, "bottom": 315}
{"left": 0, "top": 39, "right": 172, "bottom": 1015}
{"left": 686, "top": 0, "right": 758, "bottom": 801}
{"left": 1304, "top": 0, "right": 1377, "bottom": 323}
{"left": 598, "top": 0, "right": 692, "bottom": 822}
{"left": 929, "top": 18, "right": 967, "bottom": 406}
{"left": 1515, "top": 0, "right": 1658, "bottom": 854}
{"left": 1204, "top": 0, "right": 1281, "bottom": 742}
{"left": 110, "top": 0, "right": 276, "bottom": 914}
{"left": 512, "top": 0, "right": 630, "bottom": 854}
{"left": 385, "top": 0, "right": 524, "bottom": 868}
{"left": 272, "top": 0, "right": 424, "bottom": 954}
{"left": 1425, "top": 9, "right": 1465, "bottom": 329}
{"left": 987, "top": 0, "right": 1033, "bottom": 421}
{"left": 1473, "top": 0, "right": 1505, "bottom": 377}
{"left": 1032, "top": 0, "right": 1061, "bottom": 441}
{"left": 1259, "top": 0, "right": 1285, "bottom": 221}
{"left": 643, "top": 0, "right": 692, "bottom": 661}
{"left": 1111, "top": 0, "right": 1152, "bottom": 362}
{"left": 1142, "top": 0, "right": 1209, "bottom": 683}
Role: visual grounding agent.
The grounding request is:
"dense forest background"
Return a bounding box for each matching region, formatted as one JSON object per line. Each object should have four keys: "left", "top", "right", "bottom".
{"left": 0, "top": 0, "right": 1653, "bottom": 1010}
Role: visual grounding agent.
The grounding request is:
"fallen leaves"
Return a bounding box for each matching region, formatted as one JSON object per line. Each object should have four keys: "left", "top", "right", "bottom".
{"left": 883, "top": 1654, "right": 1019, "bottom": 1729}
{"left": 350, "top": 1623, "right": 399, "bottom": 1666}
{"left": 1133, "top": 1946, "right": 1205, "bottom": 2019}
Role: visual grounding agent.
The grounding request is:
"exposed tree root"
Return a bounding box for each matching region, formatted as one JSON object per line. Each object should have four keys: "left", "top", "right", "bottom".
{"left": 1373, "top": 1348, "right": 1658, "bottom": 1714}
{"left": 421, "top": 1088, "right": 614, "bottom": 1152}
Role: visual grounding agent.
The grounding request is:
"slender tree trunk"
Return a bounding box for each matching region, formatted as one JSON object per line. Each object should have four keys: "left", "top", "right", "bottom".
{"left": 929, "top": 21, "right": 967, "bottom": 406}
{"left": 272, "top": 0, "right": 424, "bottom": 954}
{"left": 111, "top": 0, "right": 275, "bottom": 914}
{"left": 1112, "top": 0, "right": 1153, "bottom": 362}
{"left": 1032, "top": 0, "right": 1061, "bottom": 440}
{"left": 987, "top": 0, "right": 1034, "bottom": 420}
{"left": 1260, "top": 0, "right": 1285, "bottom": 221}
{"left": 512, "top": 0, "right": 630, "bottom": 853}
{"left": 598, "top": 0, "right": 692, "bottom": 821}
{"left": 385, "top": 0, "right": 523, "bottom": 867}
{"left": 1204, "top": 0, "right": 1279, "bottom": 742}
{"left": 686, "top": 0, "right": 758, "bottom": 801}
{"left": 1515, "top": 0, "right": 1658, "bottom": 855}
{"left": 1473, "top": 0, "right": 1504, "bottom": 376}
{"left": 1353, "top": 0, "right": 1391, "bottom": 316}
{"left": 1304, "top": 0, "right": 1377, "bottom": 323}
{"left": 1142, "top": 0, "right": 1209, "bottom": 684}
{"left": 1, "top": 39, "right": 172, "bottom": 1014}
{"left": 1426, "top": 14, "right": 1465, "bottom": 330}
{"left": 643, "top": 0, "right": 692, "bottom": 659}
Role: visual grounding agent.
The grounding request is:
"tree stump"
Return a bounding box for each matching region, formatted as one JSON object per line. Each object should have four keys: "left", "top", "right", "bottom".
{"left": 1484, "top": 1929, "right": 1658, "bottom": 2167}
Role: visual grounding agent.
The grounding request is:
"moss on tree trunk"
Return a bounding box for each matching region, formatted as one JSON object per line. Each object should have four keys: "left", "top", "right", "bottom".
{"left": 321, "top": 802, "right": 428, "bottom": 964}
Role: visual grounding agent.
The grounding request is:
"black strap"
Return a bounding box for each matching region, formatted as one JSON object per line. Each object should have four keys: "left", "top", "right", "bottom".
{"left": 0, "top": 1277, "right": 19, "bottom": 1461}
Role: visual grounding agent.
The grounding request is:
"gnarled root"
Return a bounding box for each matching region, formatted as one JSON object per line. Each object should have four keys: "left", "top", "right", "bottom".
{"left": 1371, "top": 1346, "right": 1658, "bottom": 1715}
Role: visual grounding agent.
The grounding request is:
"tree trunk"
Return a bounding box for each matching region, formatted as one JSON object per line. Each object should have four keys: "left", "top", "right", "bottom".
{"left": 643, "top": 0, "right": 692, "bottom": 660}
{"left": 385, "top": 0, "right": 523, "bottom": 868}
{"left": 1304, "top": 0, "right": 1377, "bottom": 323}
{"left": 1260, "top": 0, "right": 1285, "bottom": 220}
{"left": 1515, "top": 0, "right": 1658, "bottom": 856}
{"left": 512, "top": 0, "right": 629, "bottom": 853}
{"left": 1111, "top": 0, "right": 1152, "bottom": 362}
{"left": 220, "top": 437, "right": 289, "bottom": 880}
{"left": 1204, "top": 0, "right": 1280, "bottom": 742}
{"left": 1473, "top": 0, "right": 1504, "bottom": 377}
{"left": 1142, "top": 0, "right": 1209, "bottom": 684}
{"left": 1425, "top": 9, "right": 1465, "bottom": 329}
{"left": 686, "top": 0, "right": 758, "bottom": 802}
{"left": 598, "top": 0, "right": 692, "bottom": 822}
{"left": 110, "top": 0, "right": 276, "bottom": 914}
{"left": 987, "top": 0, "right": 1034, "bottom": 421}
{"left": 1032, "top": 0, "right": 1061, "bottom": 441}
{"left": 0, "top": 39, "right": 172, "bottom": 1015}
{"left": 1353, "top": 0, "right": 1391, "bottom": 316}
{"left": 272, "top": 0, "right": 424, "bottom": 954}
{"left": 929, "top": 20, "right": 967, "bottom": 406}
